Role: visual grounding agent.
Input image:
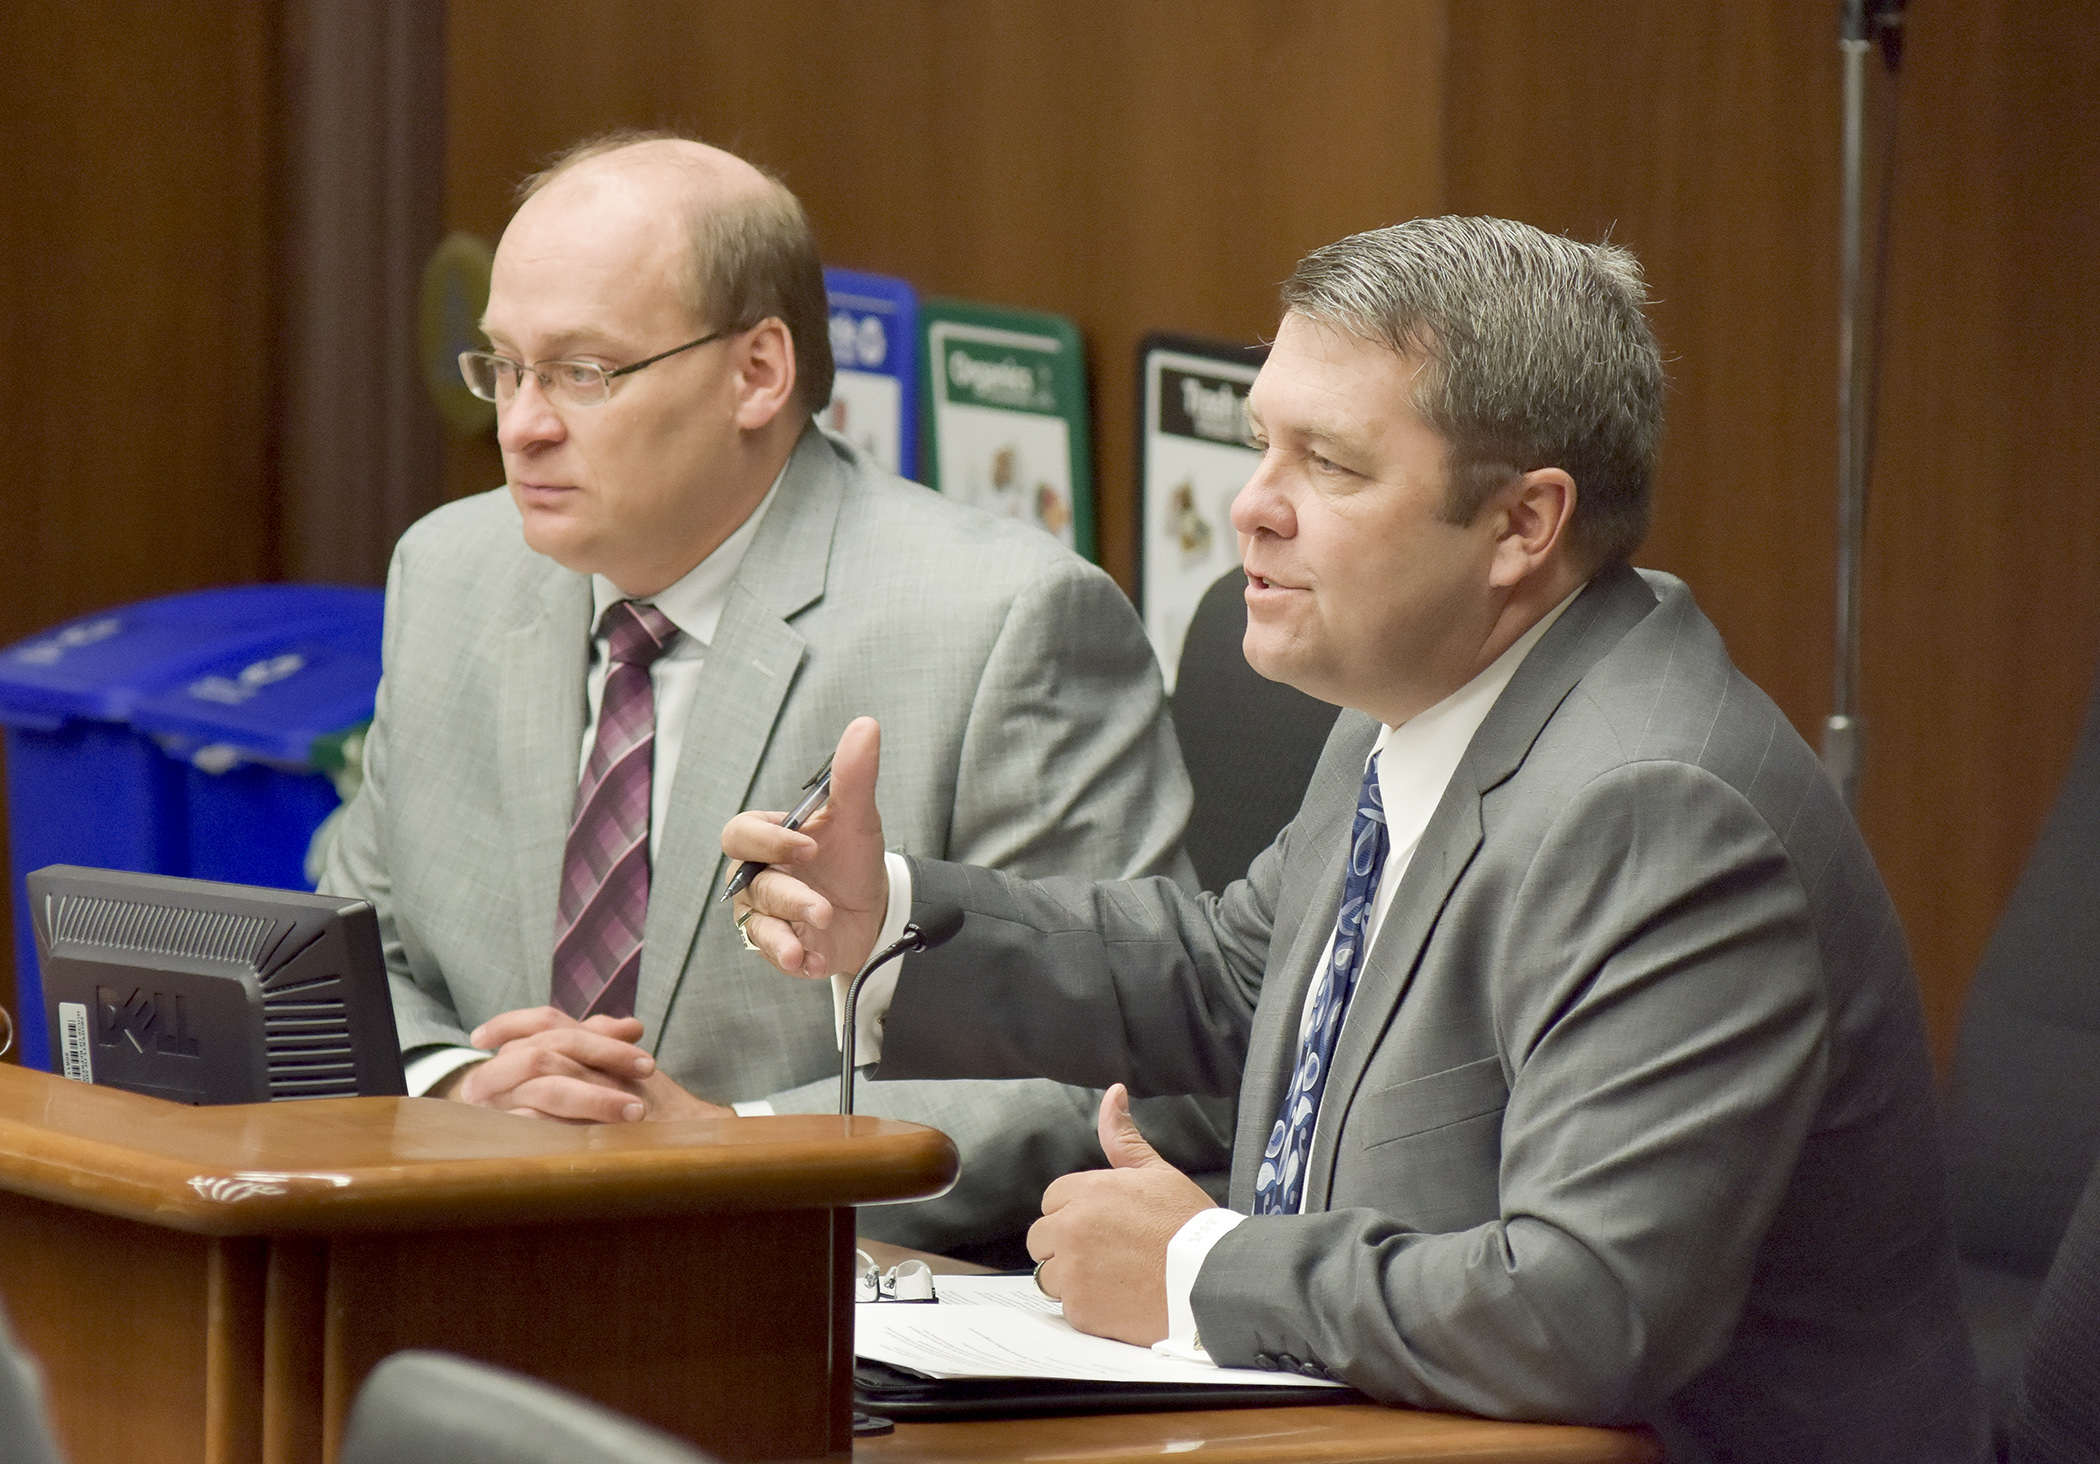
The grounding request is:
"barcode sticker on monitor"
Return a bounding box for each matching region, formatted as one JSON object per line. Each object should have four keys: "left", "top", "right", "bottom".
{"left": 57, "top": 1002, "right": 92, "bottom": 1083}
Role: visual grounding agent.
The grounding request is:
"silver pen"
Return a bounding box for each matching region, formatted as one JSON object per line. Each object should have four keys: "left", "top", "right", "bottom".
{"left": 720, "top": 752, "right": 835, "bottom": 901}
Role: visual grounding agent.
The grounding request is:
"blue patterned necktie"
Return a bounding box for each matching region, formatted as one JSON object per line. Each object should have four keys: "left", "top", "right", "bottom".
{"left": 1253, "top": 755, "right": 1388, "bottom": 1215}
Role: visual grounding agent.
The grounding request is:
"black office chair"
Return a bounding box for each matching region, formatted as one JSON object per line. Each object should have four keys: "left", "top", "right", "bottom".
{"left": 1945, "top": 664, "right": 2100, "bottom": 1440}
{"left": 1171, "top": 568, "right": 1340, "bottom": 892}
{"left": 339, "top": 1352, "right": 720, "bottom": 1464}
{"left": 2005, "top": 1153, "right": 2100, "bottom": 1463}
{"left": 0, "top": 1319, "right": 717, "bottom": 1464}
{"left": 0, "top": 1304, "right": 64, "bottom": 1464}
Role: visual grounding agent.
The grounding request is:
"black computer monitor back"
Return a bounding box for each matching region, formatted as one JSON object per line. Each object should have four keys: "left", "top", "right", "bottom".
{"left": 29, "top": 866, "right": 405, "bottom": 1104}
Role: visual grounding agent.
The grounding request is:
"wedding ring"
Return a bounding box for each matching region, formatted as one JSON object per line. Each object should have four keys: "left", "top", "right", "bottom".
{"left": 1033, "top": 1258, "right": 1056, "bottom": 1301}
{"left": 734, "top": 907, "right": 760, "bottom": 954}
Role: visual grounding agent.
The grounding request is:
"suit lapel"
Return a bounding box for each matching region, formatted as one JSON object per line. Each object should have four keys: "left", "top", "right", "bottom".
{"left": 1301, "top": 564, "right": 1661, "bottom": 1208}
{"left": 634, "top": 430, "right": 843, "bottom": 1044}
{"left": 497, "top": 568, "right": 594, "bottom": 1014}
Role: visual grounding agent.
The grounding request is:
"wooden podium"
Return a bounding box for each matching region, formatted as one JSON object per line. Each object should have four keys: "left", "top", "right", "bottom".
{"left": 0, "top": 1065, "right": 956, "bottom": 1464}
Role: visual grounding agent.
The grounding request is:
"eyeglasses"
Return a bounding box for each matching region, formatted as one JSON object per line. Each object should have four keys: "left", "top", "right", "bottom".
{"left": 458, "top": 327, "right": 731, "bottom": 409}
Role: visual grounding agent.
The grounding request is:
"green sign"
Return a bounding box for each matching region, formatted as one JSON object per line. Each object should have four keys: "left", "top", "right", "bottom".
{"left": 919, "top": 300, "right": 1094, "bottom": 561}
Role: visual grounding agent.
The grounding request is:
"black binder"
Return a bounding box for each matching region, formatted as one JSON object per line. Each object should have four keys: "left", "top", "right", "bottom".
{"left": 854, "top": 1358, "right": 1361, "bottom": 1422}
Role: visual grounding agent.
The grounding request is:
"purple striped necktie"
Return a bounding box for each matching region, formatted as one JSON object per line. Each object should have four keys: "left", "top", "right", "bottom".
{"left": 551, "top": 600, "right": 680, "bottom": 1021}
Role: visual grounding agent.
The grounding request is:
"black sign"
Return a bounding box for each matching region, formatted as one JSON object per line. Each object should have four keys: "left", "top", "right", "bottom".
{"left": 1157, "top": 367, "right": 1252, "bottom": 444}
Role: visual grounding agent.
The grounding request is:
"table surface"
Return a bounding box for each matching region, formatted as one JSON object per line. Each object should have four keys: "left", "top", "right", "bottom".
{"left": 857, "top": 1405, "right": 1659, "bottom": 1464}
{"left": 848, "top": 1243, "right": 1659, "bottom": 1464}
{"left": 0, "top": 1064, "right": 957, "bottom": 1234}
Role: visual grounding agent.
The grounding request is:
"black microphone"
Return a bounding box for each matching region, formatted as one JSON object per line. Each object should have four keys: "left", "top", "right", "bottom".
{"left": 839, "top": 903, "right": 965, "bottom": 1117}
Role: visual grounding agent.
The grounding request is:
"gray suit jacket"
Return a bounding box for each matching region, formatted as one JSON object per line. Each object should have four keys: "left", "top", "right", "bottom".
{"left": 322, "top": 427, "right": 1232, "bottom": 1251}
{"left": 882, "top": 565, "right": 1986, "bottom": 1461}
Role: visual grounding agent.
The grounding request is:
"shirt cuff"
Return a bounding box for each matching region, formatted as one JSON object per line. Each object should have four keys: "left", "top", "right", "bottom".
{"left": 403, "top": 1044, "right": 489, "bottom": 1098}
{"left": 1151, "top": 1207, "right": 1246, "bottom": 1366}
{"left": 731, "top": 1099, "right": 775, "bottom": 1117}
{"left": 830, "top": 851, "right": 914, "bottom": 1063}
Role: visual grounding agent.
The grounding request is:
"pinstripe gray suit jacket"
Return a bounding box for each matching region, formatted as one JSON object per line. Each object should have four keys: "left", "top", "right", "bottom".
{"left": 320, "top": 426, "right": 1231, "bottom": 1252}
{"left": 881, "top": 564, "right": 1986, "bottom": 1461}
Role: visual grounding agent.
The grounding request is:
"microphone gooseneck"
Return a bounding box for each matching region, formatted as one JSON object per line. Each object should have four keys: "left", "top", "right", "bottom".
{"left": 839, "top": 903, "right": 965, "bottom": 1117}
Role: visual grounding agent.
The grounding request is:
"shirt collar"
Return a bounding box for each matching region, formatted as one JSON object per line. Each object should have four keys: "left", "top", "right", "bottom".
{"left": 1372, "top": 584, "right": 1585, "bottom": 841}
{"left": 589, "top": 461, "right": 791, "bottom": 652}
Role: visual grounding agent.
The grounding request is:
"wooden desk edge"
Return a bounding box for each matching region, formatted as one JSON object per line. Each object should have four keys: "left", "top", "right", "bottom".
{"left": 859, "top": 1404, "right": 1662, "bottom": 1464}
{"left": 0, "top": 1070, "right": 959, "bottom": 1234}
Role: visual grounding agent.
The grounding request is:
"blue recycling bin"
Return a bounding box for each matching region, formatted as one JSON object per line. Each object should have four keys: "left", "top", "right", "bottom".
{"left": 0, "top": 585, "right": 383, "bottom": 1067}
{"left": 131, "top": 605, "right": 383, "bottom": 891}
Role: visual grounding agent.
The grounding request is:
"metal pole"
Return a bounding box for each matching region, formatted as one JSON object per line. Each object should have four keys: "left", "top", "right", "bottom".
{"left": 1823, "top": 15, "right": 1871, "bottom": 808}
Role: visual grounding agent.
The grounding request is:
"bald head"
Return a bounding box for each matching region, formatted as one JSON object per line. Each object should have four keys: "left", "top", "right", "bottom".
{"left": 484, "top": 132, "right": 830, "bottom": 594}
{"left": 515, "top": 131, "right": 834, "bottom": 416}
{"left": 521, "top": 135, "right": 771, "bottom": 212}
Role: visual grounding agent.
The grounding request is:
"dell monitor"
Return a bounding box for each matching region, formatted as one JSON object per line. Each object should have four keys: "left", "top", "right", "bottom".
{"left": 28, "top": 865, "right": 405, "bottom": 1104}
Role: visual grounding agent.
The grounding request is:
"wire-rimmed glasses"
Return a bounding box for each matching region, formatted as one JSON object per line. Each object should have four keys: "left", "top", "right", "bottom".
{"left": 458, "top": 326, "right": 731, "bottom": 408}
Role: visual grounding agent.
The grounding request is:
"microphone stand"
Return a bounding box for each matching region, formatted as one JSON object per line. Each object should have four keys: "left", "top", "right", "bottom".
{"left": 839, "top": 903, "right": 965, "bottom": 1116}
{"left": 834, "top": 902, "right": 963, "bottom": 1440}
{"left": 1824, "top": 0, "right": 1905, "bottom": 808}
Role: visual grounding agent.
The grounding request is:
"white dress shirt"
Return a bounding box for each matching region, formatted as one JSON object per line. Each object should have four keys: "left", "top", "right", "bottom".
{"left": 1154, "top": 589, "right": 1576, "bottom": 1361}
{"left": 402, "top": 471, "right": 786, "bottom": 1100}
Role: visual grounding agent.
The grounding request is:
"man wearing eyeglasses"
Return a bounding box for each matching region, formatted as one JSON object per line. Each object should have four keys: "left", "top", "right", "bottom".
{"left": 320, "top": 132, "right": 1230, "bottom": 1255}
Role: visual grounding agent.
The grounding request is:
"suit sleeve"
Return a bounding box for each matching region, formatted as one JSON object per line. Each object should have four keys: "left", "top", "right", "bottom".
{"left": 765, "top": 556, "right": 1234, "bottom": 1245}
{"left": 876, "top": 825, "right": 1286, "bottom": 1100}
{"left": 943, "top": 558, "right": 1197, "bottom": 884}
{"left": 317, "top": 536, "right": 475, "bottom": 1053}
{"left": 1191, "top": 761, "right": 1831, "bottom": 1423}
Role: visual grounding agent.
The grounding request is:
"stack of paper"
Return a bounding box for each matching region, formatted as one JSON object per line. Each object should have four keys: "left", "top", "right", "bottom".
{"left": 855, "top": 1275, "right": 1347, "bottom": 1389}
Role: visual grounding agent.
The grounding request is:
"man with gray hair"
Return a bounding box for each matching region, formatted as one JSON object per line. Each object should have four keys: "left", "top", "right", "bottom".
{"left": 727, "top": 216, "right": 1986, "bottom": 1457}
{"left": 322, "top": 131, "right": 1232, "bottom": 1255}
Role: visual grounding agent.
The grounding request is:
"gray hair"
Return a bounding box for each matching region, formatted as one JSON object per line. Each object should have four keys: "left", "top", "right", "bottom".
{"left": 1281, "top": 217, "right": 1663, "bottom": 568}
{"left": 519, "top": 130, "right": 836, "bottom": 417}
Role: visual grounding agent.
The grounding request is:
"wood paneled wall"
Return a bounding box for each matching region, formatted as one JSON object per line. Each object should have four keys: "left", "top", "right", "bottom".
{"left": 9, "top": 2, "right": 2095, "bottom": 1064}
{"left": 441, "top": 0, "right": 1448, "bottom": 586}
{"left": 1445, "top": 0, "right": 2100, "bottom": 1060}
{"left": 0, "top": 2, "right": 285, "bottom": 1028}
{"left": 444, "top": 0, "right": 2100, "bottom": 1060}
{"left": 0, "top": 6, "right": 283, "bottom": 621}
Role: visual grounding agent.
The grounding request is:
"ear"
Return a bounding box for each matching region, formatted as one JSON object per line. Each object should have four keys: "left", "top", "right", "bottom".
{"left": 730, "top": 317, "right": 799, "bottom": 432}
{"left": 1485, "top": 467, "right": 1576, "bottom": 590}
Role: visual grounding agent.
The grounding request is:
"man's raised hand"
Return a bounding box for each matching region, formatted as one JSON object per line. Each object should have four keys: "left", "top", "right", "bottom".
{"left": 722, "top": 716, "right": 889, "bottom": 980}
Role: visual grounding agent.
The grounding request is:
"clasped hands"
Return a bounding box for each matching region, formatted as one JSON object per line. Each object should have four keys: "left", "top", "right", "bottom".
{"left": 723, "top": 717, "right": 1217, "bottom": 1346}
{"left": 438, "top": 1010, "right": 731, "bottom": 1124}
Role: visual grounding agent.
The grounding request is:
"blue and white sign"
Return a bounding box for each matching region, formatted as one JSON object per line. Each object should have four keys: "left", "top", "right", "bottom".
{"left": 822, "top": 268, "right": 920, "bottom": 481}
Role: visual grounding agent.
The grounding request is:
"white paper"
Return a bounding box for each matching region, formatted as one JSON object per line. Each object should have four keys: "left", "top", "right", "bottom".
{"left": 857, "top": 1283, "right": 1345, "bottom": 1388}
{"left": 930, "top": 1274, "right": 1062, "bottom": 1311}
